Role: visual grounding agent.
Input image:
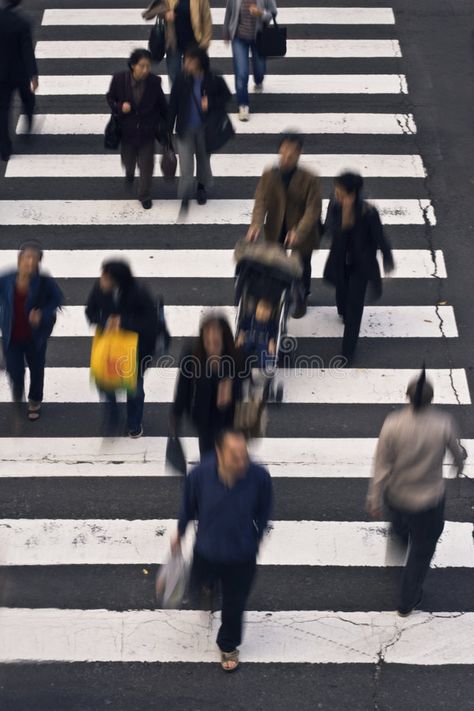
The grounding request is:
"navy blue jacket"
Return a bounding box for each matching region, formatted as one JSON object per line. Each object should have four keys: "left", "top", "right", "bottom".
{"left": 0, "top": 271, "right": 63, "bottom": 352}
{"left": 178, "top": 453, "right": 273, "bottom": 563}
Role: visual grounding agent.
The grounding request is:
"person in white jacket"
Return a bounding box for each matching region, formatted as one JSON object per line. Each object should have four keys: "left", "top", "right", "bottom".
{"left": 223, "top": 0, "right": 277, "bottom": 121}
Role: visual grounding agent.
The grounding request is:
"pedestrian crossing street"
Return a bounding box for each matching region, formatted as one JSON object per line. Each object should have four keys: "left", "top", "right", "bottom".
{"left": 0, "top": 0, "right": 473, "bottom": 687}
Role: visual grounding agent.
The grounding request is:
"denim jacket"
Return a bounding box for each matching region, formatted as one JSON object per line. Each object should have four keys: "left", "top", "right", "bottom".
{"left": 0, "top": 271, "right": 64, "bottom": 352}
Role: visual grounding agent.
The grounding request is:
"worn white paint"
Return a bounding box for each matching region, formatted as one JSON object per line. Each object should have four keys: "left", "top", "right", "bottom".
{"left": 0, "top": 249, "right": 445, "bottom": 279}
{"left": 0, "top": 519, "right": 471, "bottom": 567}
{"left": 17, "top": 112, "right": 418, "bottom": 136}
{"left": 36, "top": 74, "right": 408, "bottom": 96}
{"left": 5, "top": 153, "right": 426, "bottom": 179}
{"left": 0, "top": 199, "right": 436, "bottom": 225}
{"left": 0, "top": 608, "right": 472, "bottom": 664}
{"left": 0, "top": 368, "right": 468, "bottom": 404}
{"left": 0, "top": 436, "right": 469, "bottom": 479}
{"left": 35, "top": 39, "right": 402, "bottom": 59}
{"left": 41, "top": 7, "right": 396, "bottom": 26}
{"left": 52, "top": 305, "right": 458, "bottom": 339}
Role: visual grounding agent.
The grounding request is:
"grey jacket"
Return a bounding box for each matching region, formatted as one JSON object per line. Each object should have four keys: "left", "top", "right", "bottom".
{"left": 223, "top": 0, "right": 277, "bottom": 40}
{"left": 368, "top": 405, "right": 466, "bottom": 513}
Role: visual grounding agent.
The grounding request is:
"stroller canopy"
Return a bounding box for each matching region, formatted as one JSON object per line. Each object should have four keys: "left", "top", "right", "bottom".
{"left": 234, "top": 240, "right": 303, "bottom": 306}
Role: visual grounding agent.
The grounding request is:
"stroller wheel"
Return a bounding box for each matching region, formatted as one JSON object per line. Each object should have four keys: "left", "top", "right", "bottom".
{"left": 275, "top": 383, "right": 284, "bottom": 404}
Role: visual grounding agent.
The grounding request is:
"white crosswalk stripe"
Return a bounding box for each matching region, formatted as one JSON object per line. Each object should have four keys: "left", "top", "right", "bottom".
{"left": 0, "top": 0, "right": 469, "bottom": 686}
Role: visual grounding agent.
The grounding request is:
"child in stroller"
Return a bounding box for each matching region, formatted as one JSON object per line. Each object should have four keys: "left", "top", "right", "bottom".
{"left": 236, "top": 297, "right": 278, "bottom": 369}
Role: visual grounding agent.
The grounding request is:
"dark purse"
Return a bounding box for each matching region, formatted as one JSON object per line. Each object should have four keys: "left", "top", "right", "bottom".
{"left": 256, "top": 14, "right": 287, "bottom": 58}
{"left": 160, "top": 135, "right": 177, "bottom": 180}
{"left": 104, "top": 113, "right": 121, "bottom": 150}
{"left": 165, "top": 436, "right": 187, "bottom": 475}
{"left": 148, "top": 16, "right": 166, "bottom": 63}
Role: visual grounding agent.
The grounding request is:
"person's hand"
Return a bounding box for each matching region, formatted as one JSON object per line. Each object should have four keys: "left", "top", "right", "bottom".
{"left": 28, "top": 308, "right": 41, "bottom": 327}
{"left": 165, "top": 9, "right": 175, "bottom": 21}
{"left": 284, "top": 229, "right": 298, "bottom": 248}
{"left": 30, "top": 76, "right": 39, "bottom": 93}
{"left": 106, "top": 315, "right": 121, "bottom": 331}
{"left": 201, "top": 96, "right": 209, "bottom": 113}
{"left": 121, "top": 102, "right": 132, "bottom": 114}
{"left": 249, "top": 4, "right": 263, "bottom": 16}
{"left": 383, "top": 257, "right": 395, "bottom": 275}
{"left": 366, "top": 499, "right": 382, "bottom": 519}
{"left": 246, "top": 224, "right": 260, "bottom": 242}
{"left": 268, "top": 339, "right": 276, "bottom": 355}
{"left": 236, "top": 331, "right": 245, "bottom": 347}
{"left": 170, "top": 530, "right": 181, "bottom": 555}
{"left": 217, "top": 378, "right": 232, "bottom": 409}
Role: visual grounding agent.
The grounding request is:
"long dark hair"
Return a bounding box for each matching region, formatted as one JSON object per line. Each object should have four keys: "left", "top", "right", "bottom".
{"left": 334, "top": 171, "right": 364, "bottom": 220}
{"left": 101, "top": 260, "right": 135, "bottom": 294}
{"left": 192, "top": 314, "right": 238, "bottom": 363}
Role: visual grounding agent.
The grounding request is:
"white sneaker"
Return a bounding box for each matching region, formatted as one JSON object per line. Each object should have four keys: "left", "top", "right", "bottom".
{"left": 238, "top": 105, "right": 250, "bottom": 121}
{"left": 253, "top": 83, "right": 263, "bottom": 93}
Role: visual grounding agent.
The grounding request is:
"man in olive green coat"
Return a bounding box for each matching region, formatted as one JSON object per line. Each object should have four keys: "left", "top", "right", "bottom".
{"left": 246, "top": 132, "right": 322, "bottom": 317}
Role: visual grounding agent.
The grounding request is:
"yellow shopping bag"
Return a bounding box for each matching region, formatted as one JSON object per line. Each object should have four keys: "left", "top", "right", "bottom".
{"left": 90, "top": 328, "right": 138, "bottom": 393}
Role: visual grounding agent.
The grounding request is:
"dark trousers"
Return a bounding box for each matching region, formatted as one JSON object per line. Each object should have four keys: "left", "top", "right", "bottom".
{"left": 5, "top": 339, "right": 47, "bottom": 403}
{"left": 388, "top": 497, "right": 445, "bottom": 611}
{"left": 0, "top": 81, "right": 35, "bottom": 157}
{"left": 103, "top": 373, "right": 145, "bottom": 433}
{"left": 336, "top": 267, "right": 368, "bottom": 360}
{"left": 299, "top": 251, "right": 312, "bottom": 298}
{"left": 191, "top": 550, "right": 257, "bottom": 653}
{"left": 120, "top": 140, "right": 154, "bottom": 201}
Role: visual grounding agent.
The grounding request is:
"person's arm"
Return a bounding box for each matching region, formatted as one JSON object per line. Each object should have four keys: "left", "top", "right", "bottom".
{"left": 292, "top": 175, "right": 322, "bottom": 247}
{"left": 38, "top": 276, "right": 64, "bottom": 325}
{"left": 199, "top": 0, "right": 213, "bottom": 48}
{"left": 85, "top": 283, "right": 107, "bottom": 328}
{"left": 20, "top": 19, "right": 38, "bottom": 82}
{"left": 156, "top": 79, "right": 169, "bottom": 122}
{"left": 174, "top": 468, "right": 199, "bottom": 549}
{"left": 167, "top": 78, "right": 179, "bottom": 134}
{"left": 367, "top": 418, "right": 394, "bottom": 517}
{"left": 120, "top": 289, "right": 156, "bottom": 335}
{"left": 247, "top": 172, "right": 268, "bottom": 240}
{"left": 255, "top": 469, "right": 273, "bottom": 542}
{"left": 370, "top": 207, "right": 394, "bottom": 273}
{"left": 223, "top": 0, "right": 232, "bottom": 40}
{"left": 261, "top": 0, "right": 277, "bottom": 24}
{"left": 446, "top": 418, "right": 467, "bottom": 474}
{"left": 106, "top": 74, "right": 122, "bottom": 114}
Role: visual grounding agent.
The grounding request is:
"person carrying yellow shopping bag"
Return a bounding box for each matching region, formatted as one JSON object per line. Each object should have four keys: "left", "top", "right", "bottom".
{"left": 86, "top": 260, "right": 163, "bottom": 438}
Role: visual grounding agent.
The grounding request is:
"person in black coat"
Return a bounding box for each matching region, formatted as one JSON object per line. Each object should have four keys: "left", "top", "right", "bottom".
{"left": 323, "top": 172, "right": 395, "bottom": 364}
{"left": 0, "top": 0, "right": 38, "bottom": 161}
{"left": 170, "top": 313, "right": 243, "bottom": 456}
{"left": 106, "top": 48, "right": 168, "bottom": 209}
{"left": 85, "top": 260, "right": 158, "bottom": 438}
{"left": 168, "top": 44, "right": 232, "bottom": 214}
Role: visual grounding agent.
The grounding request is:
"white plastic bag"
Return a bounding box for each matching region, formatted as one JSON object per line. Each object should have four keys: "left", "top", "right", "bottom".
{"left": 155, "top": 550, "right": 190, "bottom": 609}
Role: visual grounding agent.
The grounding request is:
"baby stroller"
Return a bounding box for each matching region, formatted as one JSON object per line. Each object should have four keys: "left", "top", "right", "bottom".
{"left": 233, "top": 240, "right": 303, "bottom": 435}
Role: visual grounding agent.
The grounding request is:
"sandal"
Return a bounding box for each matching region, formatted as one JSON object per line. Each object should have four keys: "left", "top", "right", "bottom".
{"left": 27, "top": 404, "right": 41, "bottom": 422}
{"left": 221, "top": 649, "right": 239, "bottom": 673}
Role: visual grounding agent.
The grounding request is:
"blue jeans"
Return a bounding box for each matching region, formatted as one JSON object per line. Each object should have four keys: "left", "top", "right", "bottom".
{"left": 231, "top": 36, "right": 266, "bottom": 107}
{"left": 5, "top": 339, "right": 47, "bottom": 403}
{"left": 103, "top": 373, "right": 145, "bottom": 433}
{"left": 166, "top": 48, "right": 183, "bottom": 86}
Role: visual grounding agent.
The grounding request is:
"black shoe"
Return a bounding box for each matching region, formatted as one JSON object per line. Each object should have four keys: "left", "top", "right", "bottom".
{"left": 128, "top": 426, "right": 143, "bottom": 439}
{"left": 397, "top": 594, "right": 423, "bottom": 618}
{"left": 196, "top": 184, "right": 207, "bottom": 205}
{"left": 1, "top": 151, "right": 11, "bottom": 162}
{"left": 141, "top": 199, "right": 152, "bottom": 210}
{"left": 292, "top": 301, "right": 307, "bottom": 319}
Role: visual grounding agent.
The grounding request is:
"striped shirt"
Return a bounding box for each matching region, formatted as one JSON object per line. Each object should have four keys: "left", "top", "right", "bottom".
{"left": 237, "top": 0, "right": 257, "bottom": 40}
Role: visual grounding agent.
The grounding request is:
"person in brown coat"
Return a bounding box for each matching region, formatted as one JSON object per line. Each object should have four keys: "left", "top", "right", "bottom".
{"left": 246, "top": 132, "right": 322, "bottom": 318}
{"left": 143, "top": 0, "right": 212, "bottom": 85}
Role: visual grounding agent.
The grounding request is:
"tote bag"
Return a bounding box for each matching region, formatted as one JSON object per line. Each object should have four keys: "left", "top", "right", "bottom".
{"left": 90, "top": 328, "right": 138, "bottom": 393}
{"left": 256, "top": 14, "right": 287, "bottom": 58}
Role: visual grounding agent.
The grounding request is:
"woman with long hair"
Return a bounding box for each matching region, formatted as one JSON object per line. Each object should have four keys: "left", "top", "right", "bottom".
{"left": 323, "top": 172, "right": 395, "bottom": 364}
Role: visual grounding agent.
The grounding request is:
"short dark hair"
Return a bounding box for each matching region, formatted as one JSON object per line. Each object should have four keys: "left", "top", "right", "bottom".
{"left": 184, "top": 44, "right": 210, "bottom": 74}
{"left": 278, "top": 131, "right": 304, "bottom": 151}
{"left": 215, "top": 428, "right": 247, "bottom": 450}
{"left": 18, "top": 240, "right": 43, "bottom": 261}
{"left": 128, "top": 48, "right": 152, "bottom": 69}
{"left": 334, "top": 171, "right": 364, "bottom": 196}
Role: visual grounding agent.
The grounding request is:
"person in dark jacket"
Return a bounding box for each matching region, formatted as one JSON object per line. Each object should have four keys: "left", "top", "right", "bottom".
{"left": 0, "top": 241, "right": 63, "bottom": 423}
{"left": 85, "top": 260, "right": 158, "bottom": 438}
{"left": 106, "top": 48, "right": 168, "bottom": 209}
{"left": 170, "top": 313, "right": 243, "bottom": 456}
{"left": 323, "top": 172, "right": 395, "bottom": 364}
{"left": 172, "top": 428, "right": 272, "bottom": 672}
{"left": 0, "top": 0, "right": 38, "bottom": 161}
{"left": 168, "top": 45, "right": 232, "bottom": 214}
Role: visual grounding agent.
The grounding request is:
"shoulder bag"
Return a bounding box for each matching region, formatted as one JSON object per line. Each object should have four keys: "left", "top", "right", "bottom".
{"left": 256, "top": 13, "right": 287, "bottom": 58}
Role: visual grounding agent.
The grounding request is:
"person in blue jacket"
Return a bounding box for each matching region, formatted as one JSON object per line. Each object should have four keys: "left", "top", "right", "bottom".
{"left": 172, "top": 428, "right": 273, "bottom": 672}
{"left": 0, "top": 241, "right": 63, "bottom": 422}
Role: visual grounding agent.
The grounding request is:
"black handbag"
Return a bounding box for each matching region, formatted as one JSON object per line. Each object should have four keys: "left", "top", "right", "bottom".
{"left": 104, "top": 113, "right": 121, "bottom": 150}
{"left": 165, "top": 436, "right": 187, "bottom": 475}
{"left": 149, "top": 16, "right": 166, "bottom": 63}
{"left": 160, "top": 135, "right": 177, "bottom": 180}
{"left": 256, "top": 14, "right": 287, "bottom": 58}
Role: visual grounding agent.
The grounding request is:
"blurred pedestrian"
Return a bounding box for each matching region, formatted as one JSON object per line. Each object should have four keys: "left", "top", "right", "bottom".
{"left": 106, "top": 48, "right": 168, "bottom": 210}
{"left": 171, "top": 428, "right": 272, "bottom": 671}
{"left": 223, "top": 0, "right": 276, "bottom": 121}
{"left": 168, "top": 45, "right": 232, "bottom": 215}
{"left": 142, "top": 0, "right": 212, "bottom": 85}
{"left": 246, "top": 131, "right": 322, "bottom": 318}
{"left": 0, "top": 241, "right": 63, "bottom": 424}
{"left": 0, "top": 0, "right": 38, "bottom": 161}
{"left": 170, "top": 313, "right": 243, "bottom": 456}
{"left": 367, "top": 369, "right": 467, "bottom": 616}
{"left": 323, "top": 172, "right": 394, "bottom": 364}
{"left": 85, "top": 260, "right": 159, "bottom": 438}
